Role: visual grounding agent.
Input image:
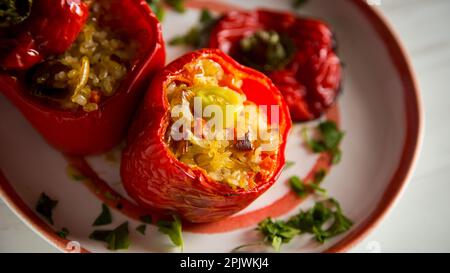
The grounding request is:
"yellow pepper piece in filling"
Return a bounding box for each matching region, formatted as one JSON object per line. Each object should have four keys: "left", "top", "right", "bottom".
{"left": 193, "top": 85, "right": 245, "bottom": 128}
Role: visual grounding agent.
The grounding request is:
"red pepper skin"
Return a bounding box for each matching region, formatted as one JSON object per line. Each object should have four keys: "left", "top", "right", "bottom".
{"left": 121, "top": 49, "right": 292, "bottom": 223}
{"left": 0, "top": 0, "right": 165, "bottom": 155}
{"left": 209, "top": 9, "right": 342, "bottom": 122}
{"left": 0, "top": 0, "right": 89, "bottom": 70}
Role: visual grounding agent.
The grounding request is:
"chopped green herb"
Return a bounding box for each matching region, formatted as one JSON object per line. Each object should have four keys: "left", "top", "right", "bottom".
{"left": 332, "top": 147, "right": 342, "bottom": 164}
{"left": 289, "top": 176, "right": 307, "bottom": 197}
{"left": 309, "top": 183, "right": 328, "bottom": 196}
{"left": 55, "top": 227, "right": 69, "bottom": 239}
{"left": 314, "top": 169, "right": 327, "bottom": 184}
{"left": 157, "top": 215, "right": 183, "bottom": 250}
{"left": 169, "top": 9, "right": 216, "bottom": 48}
{"left": 89, "top": 222, "right": 131, "bottom": 250}
{"left": 284, "top": 161, "right": 295, "bottom": 170}
{"left": 257, "top": 218, "right": 300, "bottom": 251}
{"left": 289, "top": 174, "right": 327, "bottom": 197}
{"left": 255, "top": 198, "right": 352, "bottom": 250}
{"left": 92, "top": 204, "right": 112, "bottom": 226}
{"left": 288, "top": 199, "right": 353, "bottom": 243}
{"left": 165, "top": 0, "right": 185, "bottom": 13}
{"left": 0, "top": 0, "right": 33, "bottom": 27}
{"left": 303, "top": 121, "right": 344, "bottom": 165}
{"left": 146, "top": 0, "right": 165, "bottom": 21}
{"left": 136, "top": 224, "right": 147, "bottom": 235}
{"left": 239, "top": 30, "right": 296, "bottom": 72}
{"left": 36, "top": 193, "right": 58, "bottom": 225}
{"left": 66, "top": 165, "right": 86, "bottom": 181}
{"left": 292, "top": 0, "right": 308, "bottom": 9}
{"left": 140, "top": 215, "right": 153, "bottom": 224}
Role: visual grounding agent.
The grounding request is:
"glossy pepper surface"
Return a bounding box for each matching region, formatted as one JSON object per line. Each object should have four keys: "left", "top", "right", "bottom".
{"left": 0, "top": 0, "right": 89, "bottom": 70}
{"left": 209, "top": 9, "right": 342, "bottom": 122}
{"left": 121, "top": 49, "right": 292, "bottom": 223}
{"left": 0, "top": 0, "right": 165, "bottom": 155}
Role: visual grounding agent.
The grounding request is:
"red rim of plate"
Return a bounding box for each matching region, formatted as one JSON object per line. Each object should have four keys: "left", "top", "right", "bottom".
{"left": 0, "top": 0, "right": 423, "bottom": 253}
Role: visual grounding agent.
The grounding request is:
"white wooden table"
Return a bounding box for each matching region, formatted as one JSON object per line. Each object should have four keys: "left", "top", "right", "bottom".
{"left": 1, "top": 0, "right": 450, "bottom": 252}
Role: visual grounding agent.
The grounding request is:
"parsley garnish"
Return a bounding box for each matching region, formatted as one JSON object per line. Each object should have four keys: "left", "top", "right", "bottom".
{"left": 303, "top": 121, "right": 344, "bottom": 164}
{"left": 289, "top": 176, "right": 308, "bottom": 197}
{"left": 289, "top": 175, "right": 327, "bottom": 197}
{"left": 284, "top": 161, "right": 295, "bottom": 170}
{"left": 257, "top": 218, "right": 300, "bottom": 251}
{"left": 165, "top": 0, "right": 185, "bottom": 13}
{"left": 136, "top": 224, "right": 147, "bottom": 235}
{"left": 89, "top": 222, "right": 131, "bottom": 250}
{"left": 146, "top": 0, "right": 165, "bottom": 21}
{"left": 92, "top": 204, "right": 112, "bottom": 226}
{"left": 55, "top": 227, "right": 69, "bottom": 239}
{"left": 157, "top": 215, "right": 184, "bottom": 250}
{"left": 288, "top": 199, "right": 353, "bottom": 243}
{"left": 257, "top": 199, "right": 352, "bottom": 250}
{"left": 36, "top": 193, "right": 58, "bottom": 225}
{"left": 169, "top": 9, "right": 217, "bottom": 48}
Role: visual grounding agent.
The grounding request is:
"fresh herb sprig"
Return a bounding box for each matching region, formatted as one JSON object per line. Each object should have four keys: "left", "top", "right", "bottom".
{"left": 257, "top": 218, "right": 300, "bottom": 251}
{"left": 35, "top": 193, "right": 58, "bottom": 225}
{"left": 257, "top": 199, "right": 352, "bottom": 251}
{"left": 89, "top": 222, "right": 131, "bottom": 250}
{"left": 92, "top": 204, "right": 112, "bottom": 226}
{"left": 146, "top": 0, "right": 186, "bottom": 22}
{"left": 157, "top": 215, "right": 184, "bottom": 250}
{"left": 302, "top": 121, "right": 344, "bottom": 164}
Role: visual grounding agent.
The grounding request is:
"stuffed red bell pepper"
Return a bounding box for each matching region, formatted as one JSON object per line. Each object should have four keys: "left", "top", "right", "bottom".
{"left": 121, "top": 49, "right": 292, "bottom": 223}
{"left": 0, "top": 0, "right": 165, "bottom": 155}
{"left": 209, "top": 9, "right": 342, "bottom": 122}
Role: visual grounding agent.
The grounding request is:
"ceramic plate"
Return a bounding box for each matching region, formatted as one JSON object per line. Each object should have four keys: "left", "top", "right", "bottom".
{"left": 0, "top": 0, "right": 422, "bottom": 253}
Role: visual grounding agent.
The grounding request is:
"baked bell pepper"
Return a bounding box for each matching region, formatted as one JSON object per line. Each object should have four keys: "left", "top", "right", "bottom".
{"left": 209, "top": 9, "right": 342, "bottom": 122}
{"left": 121, "top": 49, "right": 292, "bottom": 223}
{"left": 0, "top": 0, "right": 165, "bottom": 155}
{"left": 0, "top": 0, "right": 89, "bottom": 70}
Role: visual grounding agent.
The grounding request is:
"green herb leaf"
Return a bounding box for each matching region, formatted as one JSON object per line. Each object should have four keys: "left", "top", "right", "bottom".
{"left": 139, "top": 215, "right": 153, "bottom": 224}
{"left": 55, "top": 227, "right": 69, "bottom": 239}
{"left": 284, "top": 161, "right": 295, "bottom": 170}
{"left": 289, "top": 176, "right": 307, "bottom": 197}
{"left": 257, "top": 218, "right": 300, "bottom": 251}
{"left": 165, "top": 0, "right": 185, "bottom": 13}
{"left": 89, "top": 222, "right": 131, "bottom": 250}
{"left": 303, "top": 121, "right": 344, "bottom": 165}
{"left": 169, "top": 9, "right": 216, "bottom": 48}
{"left": 314, "top": 169, "right": 327, "bottom": 184}
{"left": 319, "top": 121, "right": 344, "bottom": 150}
{"left": 332, "top": 148, "right": 342, "bottom": 165}
{"left": 146, "top": 0, "right": 165, "bottom": 21}
{"left": 157, "top": 215, "right": 184, "bottom": 249}
{"left": 36, "top": 193, "right": 58, "bottom": 225}
{"left": 288, "top": 199, "right": 353, "bottom": 243}
{"left": 92, "top": 204, "right": 112, "bottom": 226}
{"left": 289, "top": 174, "right": 327, "bottom": 197}
{"left": 136, "top": 224, "right": 146, "bottom": 235}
